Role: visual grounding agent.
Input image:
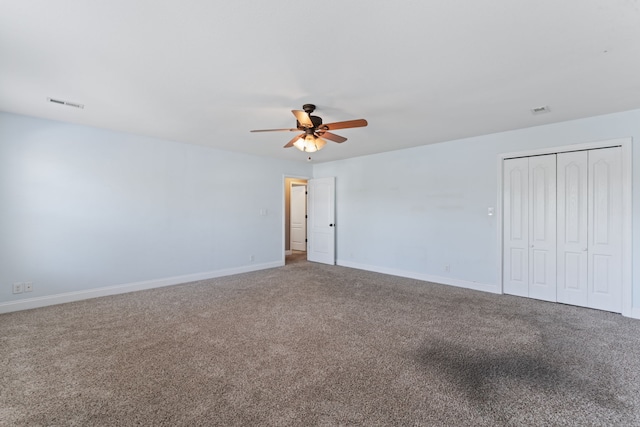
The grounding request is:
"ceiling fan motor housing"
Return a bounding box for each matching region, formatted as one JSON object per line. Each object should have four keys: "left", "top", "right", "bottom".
{"left": 296, "top": 115, "right": 323, "bottom": 129}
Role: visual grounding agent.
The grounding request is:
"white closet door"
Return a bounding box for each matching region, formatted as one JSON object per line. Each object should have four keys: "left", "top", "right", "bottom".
{"left": 557, "top": 151, "right": 589, "bottom": 306}
{"left": 587, "top": 147, "right": 622, "bottom": 312}
{"left": 503, "top": 158, "right": 529, "bottom": 297}
{"left": 528, "top": 154, "right": 557, "bottom": 302}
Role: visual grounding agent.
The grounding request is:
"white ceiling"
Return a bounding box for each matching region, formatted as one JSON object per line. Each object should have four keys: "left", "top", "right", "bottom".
{"left": 1, "top": 1, "right": 640, "bottom": 163}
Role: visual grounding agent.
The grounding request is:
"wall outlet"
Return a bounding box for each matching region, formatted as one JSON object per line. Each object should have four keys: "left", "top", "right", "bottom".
{"left": 249, "top": 255, "right": 255, "bottom": 262}
{"left": 444, "top": 264, "right": 450, "bottom": 273}
{"left": 13, "top": 282, "right": 23, "bottom": 294}
{"left": 24, "top": 282, "right": 33, "bottom": 292}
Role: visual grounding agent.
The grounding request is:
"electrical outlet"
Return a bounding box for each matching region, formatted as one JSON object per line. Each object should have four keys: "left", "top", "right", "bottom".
{"left": 24, "top": 282, "right": 33, "bottom": 292}
{"left": 13, "top": 282, "right": 23, "bottom": 294}
{"left": 444, "top": 264, "right": 450, "bottom": 273}
{"left": 249, "top": 255, "right": 255, "bottom": 262}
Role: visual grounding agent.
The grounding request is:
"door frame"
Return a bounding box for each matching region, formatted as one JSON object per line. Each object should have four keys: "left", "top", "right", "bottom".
{"left": 282, "top": 174, "right": 310, "bottom": 262}
{"left": 496, "top": 137, "right": 632, "bottom": 317}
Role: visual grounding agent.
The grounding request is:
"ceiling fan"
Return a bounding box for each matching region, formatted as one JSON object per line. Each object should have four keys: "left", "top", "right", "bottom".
{"left": 250, "top": 104, "right": 368, "bottom": 153}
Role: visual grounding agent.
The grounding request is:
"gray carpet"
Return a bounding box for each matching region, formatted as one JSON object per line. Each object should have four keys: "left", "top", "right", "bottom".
{"left": 1, "top": 255, "right": 639, "bottom": 426}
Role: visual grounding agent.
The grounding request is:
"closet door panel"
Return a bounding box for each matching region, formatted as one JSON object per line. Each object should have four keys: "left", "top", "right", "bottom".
{"left": 503, "top": 158, "right": 529, "bottom": 297}
{"left": 528, "top": 154, "right": 556, "bottom": 302}
{"left": 556, "top": 151, "right": 588, "bottom": 306}
{"left": 588, "top": 147, "right": 622, "bottom": 312}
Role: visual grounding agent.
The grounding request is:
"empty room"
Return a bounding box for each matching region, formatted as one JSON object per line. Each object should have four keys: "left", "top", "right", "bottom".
{"left": 1, "top": 1, "right": 640, "bottom": 425}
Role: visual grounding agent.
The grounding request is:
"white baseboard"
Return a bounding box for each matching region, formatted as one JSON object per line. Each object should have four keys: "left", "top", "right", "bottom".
{"left": 630, "top": 307, "right": 640, "bottom": 320}
{"left": 0, "top": 261, "right": 283, "bottom": 314}
{"left": 337, "top": 260, "right": 501, "bottom": 294}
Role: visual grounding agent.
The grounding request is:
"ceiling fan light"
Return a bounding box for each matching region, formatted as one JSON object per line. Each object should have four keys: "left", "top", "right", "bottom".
{"left": 293, "top": 135, "right": 321, "bottom": 152}
{"left": 293, "top": 137, "right": 306, "bottom": 151}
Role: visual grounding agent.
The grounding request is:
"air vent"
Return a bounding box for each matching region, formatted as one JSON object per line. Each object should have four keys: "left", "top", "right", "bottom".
{"left": 47, "top": 98, "right": 84, "bottom": 109}
{"left": 531, "top": 105, "right": 550, "bottom": 115}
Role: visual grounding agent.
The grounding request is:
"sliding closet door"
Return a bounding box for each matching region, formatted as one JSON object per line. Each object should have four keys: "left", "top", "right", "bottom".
{"left": 503, "top": 158, "right": 529, "bottom": 297}
{"left": 587, "top": 147, "right": 622, "bottom": 312}
{"left": 557, "top": 151, "right": 589, "bottom": 306}
{"left": 527, "top": 154, "right": 557, "bottom": 302}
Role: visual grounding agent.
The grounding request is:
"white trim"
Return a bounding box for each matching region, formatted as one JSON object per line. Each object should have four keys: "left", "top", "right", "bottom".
{"left": 500, "top": 137, "right": 631, "bottom": 160}
{"left": 496, "top": 154, "right": 505, "bottom": 295}
{"left": 497, "top": 137, "right": 634, "bottom": 317}
{"left": 0, "top": 261, "right": 283, "bottom": 314}
{"left": 621, "top": 139, "right": 633, "bottom": 318}
{"left": 337, "top": 260, "right": 501, "bottom": 294}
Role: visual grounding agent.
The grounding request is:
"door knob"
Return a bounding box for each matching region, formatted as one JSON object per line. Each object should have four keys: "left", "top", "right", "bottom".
{"left": 329, "top": 224, "right": 334, "bottom": 227}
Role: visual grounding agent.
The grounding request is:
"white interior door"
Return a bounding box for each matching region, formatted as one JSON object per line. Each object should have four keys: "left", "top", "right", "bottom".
{"left": 290, "top": 184, "right": 307, "bottom": 251}
{"left": 307, "top": 177, "right": 335, "bottom": 265}
{"left": 503, "top": 158, "right": 529, "bottom": 297}
{"left": 587, "top": 147, "right": 622, "bottom": 312}
{"left": 557, "top": 151, "right": 589, "bottom": 307}
{"left": 528, "top": 154, "right": 557, "bottom": 302}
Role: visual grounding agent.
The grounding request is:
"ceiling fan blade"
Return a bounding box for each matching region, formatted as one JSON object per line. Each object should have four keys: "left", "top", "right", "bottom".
{"left": 250, "top": 128, "right": 299, "bottom": 132}
{"left": 284, "top": 133, "right": 304, "bottom": 148}
{"left": 318, "top": 131, "right": 347, "bottom": 143}
{"left": 292, "top": 110, "right": 314, "bottom": 127}
{"left": 320, "top": 119, "right": 368, "bottom": 131}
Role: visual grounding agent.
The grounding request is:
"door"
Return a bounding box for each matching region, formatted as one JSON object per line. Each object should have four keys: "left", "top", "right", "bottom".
{"left": 557, "top": 151, "right": 589, "bottom": 307}
{"left": 307, "top": 177, "right": 335, "bottom": 265}
{"left": 503, "top": 146, "right": 623, "bottom": 313}
{"left": 528, "top": 154, "right": 557, "bottom": 302}
{"left": 290, "top": 184, "right": 307, "bottom": 251}
{"left": 503, "top": 158, "right": 529, "bottom": 297}
{"left": 587, "top": 147, "right": 622, "bottom": 312}
{"left": 503, "top": 155, "right": 556, "bottom": 301}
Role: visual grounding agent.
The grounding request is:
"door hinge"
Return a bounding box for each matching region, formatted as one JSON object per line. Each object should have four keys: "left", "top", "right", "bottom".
{"left": 305, "top": 239, "right": 308, "bottom": 242}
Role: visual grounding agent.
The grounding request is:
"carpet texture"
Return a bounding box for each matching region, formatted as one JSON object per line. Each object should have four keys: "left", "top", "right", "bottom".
{"left": 1, "top": 254, "right": 639, "bottom": 426}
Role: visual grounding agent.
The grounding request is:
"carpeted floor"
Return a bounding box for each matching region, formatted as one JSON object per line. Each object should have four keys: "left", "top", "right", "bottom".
{"left": 1, "top": 256, "right": 639, "bottom": 426}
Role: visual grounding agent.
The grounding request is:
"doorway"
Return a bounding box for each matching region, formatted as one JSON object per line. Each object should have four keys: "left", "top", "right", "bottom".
{"left": 284, "top": 177, "right": 308, "bottom": 263}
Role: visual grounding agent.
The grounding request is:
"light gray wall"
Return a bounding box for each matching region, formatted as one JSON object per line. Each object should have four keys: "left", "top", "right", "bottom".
{"left": 3, "top": 109, "right": 639, "bottom": 316}
{"left": 313, "top": 109, "right": 640, "bottom": 314}
{"left": 0, "top": 112, "right": 311, "bottom": 305}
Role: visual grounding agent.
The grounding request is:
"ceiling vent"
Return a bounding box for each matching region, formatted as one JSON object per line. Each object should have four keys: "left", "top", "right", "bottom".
{"left": 47, "top": 98, "right": 84, "bottom": 109}
{"left": 530, "top": 105, "right": 550, "bottom": 115}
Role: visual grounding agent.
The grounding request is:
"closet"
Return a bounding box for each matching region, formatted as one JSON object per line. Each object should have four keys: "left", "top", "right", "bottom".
{"left": 503, "top": 146, "right": 622, "bottom": 313}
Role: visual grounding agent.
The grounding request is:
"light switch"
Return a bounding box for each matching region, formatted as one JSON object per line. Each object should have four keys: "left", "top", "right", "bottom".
{"left": 488, "top": 207, "right": 494, "bottom": 216}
